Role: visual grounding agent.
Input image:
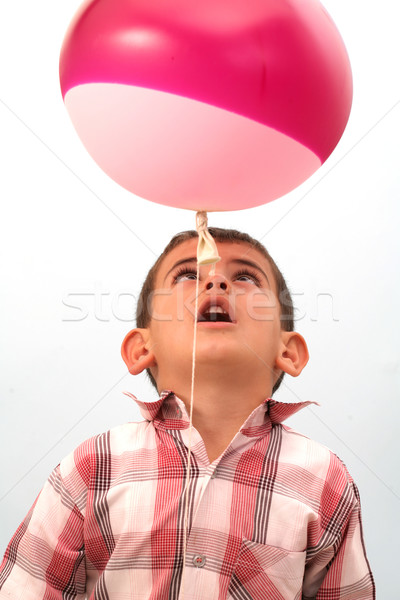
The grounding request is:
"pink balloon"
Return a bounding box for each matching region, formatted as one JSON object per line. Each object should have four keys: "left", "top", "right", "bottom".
{"left": 60, "top": 0, "right": 352, "bottom": 211}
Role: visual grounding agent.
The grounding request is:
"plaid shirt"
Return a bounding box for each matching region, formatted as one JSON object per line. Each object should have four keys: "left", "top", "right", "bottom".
{"left": 0, "top": 391, "right": 375, "bottom": 599}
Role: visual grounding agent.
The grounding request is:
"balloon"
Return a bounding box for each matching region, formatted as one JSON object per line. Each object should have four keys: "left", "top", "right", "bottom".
{"left": 59, "top": 0, "right": 352, "bottom": 211}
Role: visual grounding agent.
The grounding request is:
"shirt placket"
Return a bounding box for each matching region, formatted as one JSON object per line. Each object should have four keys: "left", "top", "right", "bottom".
{"left": 179, "top": 460, "right": 221, "bottom": 600}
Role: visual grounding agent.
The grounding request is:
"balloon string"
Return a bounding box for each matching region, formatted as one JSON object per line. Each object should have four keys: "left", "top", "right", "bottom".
{"left": 181, "top": 256, "right": 199, "bottom": 597}
{"left": 180, "top": 212, "right": 220, "bottom": 597}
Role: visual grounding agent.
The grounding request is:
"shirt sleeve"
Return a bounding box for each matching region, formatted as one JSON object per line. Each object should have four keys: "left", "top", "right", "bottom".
{"left": 0, "top": 454, "right": 88, "bottom": 599}
{"left": 303, "top": 460, "right": 375, "bottom": 600}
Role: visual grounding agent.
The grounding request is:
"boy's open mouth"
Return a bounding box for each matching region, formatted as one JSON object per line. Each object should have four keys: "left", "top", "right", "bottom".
{"left": 197, "top": 298, "right": 234, "bottom": 323}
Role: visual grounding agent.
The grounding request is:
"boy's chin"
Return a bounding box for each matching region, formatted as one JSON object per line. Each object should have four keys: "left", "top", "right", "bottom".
{"left": 195, "top": 338, "right": 248, "bottom": 366}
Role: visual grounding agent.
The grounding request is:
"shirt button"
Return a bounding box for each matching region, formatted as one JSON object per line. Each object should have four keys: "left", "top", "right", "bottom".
{"left": 192, "top": 554, "right": 206, "bottom": 568}
{"left": 210, "top": 470, "right": 217, "bottom": 479}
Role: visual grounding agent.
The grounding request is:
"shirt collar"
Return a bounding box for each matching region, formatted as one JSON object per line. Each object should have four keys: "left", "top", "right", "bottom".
{"left": 123, "top": 390, "right": 316, "bottom": 437}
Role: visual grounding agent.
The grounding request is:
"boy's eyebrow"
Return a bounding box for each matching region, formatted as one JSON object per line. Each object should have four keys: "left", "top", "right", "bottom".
{"left": 164, "top": 257, "right": 197, "bottom": 282}
{"left": 164, "top": 257, "right": 270, "bottom": 286}
{"left": 230, "top": 259, "right": 270, "bottom": 286}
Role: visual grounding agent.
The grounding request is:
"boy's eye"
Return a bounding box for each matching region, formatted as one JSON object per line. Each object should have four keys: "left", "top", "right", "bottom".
{"left": 234, "top": 269, "right": 262, "bottom": 286}
{"left": 173, "top": 267, "right": 198, "bottom": 283}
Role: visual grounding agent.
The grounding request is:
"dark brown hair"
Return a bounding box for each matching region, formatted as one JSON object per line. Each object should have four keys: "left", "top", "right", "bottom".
{"left": 136, "top": 228, "right": 294, "bottom": 394}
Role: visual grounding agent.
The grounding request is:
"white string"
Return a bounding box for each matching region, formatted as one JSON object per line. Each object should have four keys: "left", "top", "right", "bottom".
{"left": 180, "top": 257, "right": 200, "bottom": 596}
{"left": 180, "top": 212, "right": 220, "bottom": 597}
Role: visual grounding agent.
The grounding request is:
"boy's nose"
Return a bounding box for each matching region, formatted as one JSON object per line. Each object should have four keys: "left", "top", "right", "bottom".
{"left": 205, "top": 275, "right": 229, "bottom": 292}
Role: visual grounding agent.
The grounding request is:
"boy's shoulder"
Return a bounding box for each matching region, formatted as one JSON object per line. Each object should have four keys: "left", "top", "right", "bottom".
{"left": 59, "top": 419, "right": 154, "bottom": 485}
{"left": 278, "top": 421, "right": 355, "bottom": 491}
{"left": 266, "top": 399, "right": 354, "bottom": 486}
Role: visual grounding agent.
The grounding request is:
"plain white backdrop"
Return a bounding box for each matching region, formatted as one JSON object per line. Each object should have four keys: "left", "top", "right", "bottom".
{"left": 0, "top": 0, "right": 399, "bottom": 597}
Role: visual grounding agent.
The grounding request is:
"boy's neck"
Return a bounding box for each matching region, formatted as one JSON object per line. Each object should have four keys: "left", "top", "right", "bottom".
{"left": 164, "top": 365, "right": 272, "bottom": 463}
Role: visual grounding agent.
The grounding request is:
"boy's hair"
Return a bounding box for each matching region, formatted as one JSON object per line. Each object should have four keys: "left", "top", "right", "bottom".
{"left": 136, "top": 228, "right": 294, "bottom": 395}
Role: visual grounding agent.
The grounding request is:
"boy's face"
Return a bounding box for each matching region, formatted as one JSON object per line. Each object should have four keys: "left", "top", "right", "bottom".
{"left": 145, "top": 238, "right": 285, "bottom": 388}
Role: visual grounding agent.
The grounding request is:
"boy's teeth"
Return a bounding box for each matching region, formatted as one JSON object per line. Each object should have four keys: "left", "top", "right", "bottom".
{"left": 200, "top": 305, "right": 232, "bottom": 322}
{"left": 208, "top": 306, "right": 225, "bottom": 314}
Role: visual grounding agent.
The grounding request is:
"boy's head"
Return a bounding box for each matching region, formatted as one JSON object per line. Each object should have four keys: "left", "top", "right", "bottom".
{"left": 122, "top": 228, "right": 308, "bottom": 397}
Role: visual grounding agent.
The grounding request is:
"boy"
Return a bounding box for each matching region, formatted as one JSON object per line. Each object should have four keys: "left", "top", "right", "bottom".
{"left": 0, "top": 228, "right": 375, "bottom": 598}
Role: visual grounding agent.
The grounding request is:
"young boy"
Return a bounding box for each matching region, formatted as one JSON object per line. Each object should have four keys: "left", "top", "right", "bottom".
{"left": 0, "top": 228, "right": 375, "bottom": 599}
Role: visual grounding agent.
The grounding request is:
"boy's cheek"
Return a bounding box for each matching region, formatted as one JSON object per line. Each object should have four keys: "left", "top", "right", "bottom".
{"left": 245, "top": 289, "right": 279, "bottom": 321}
{"left": 147, "top": 290, "right": 174, "bottom": 322}
{"left": 148, "top": 287, "right": 196, "bottom": 322}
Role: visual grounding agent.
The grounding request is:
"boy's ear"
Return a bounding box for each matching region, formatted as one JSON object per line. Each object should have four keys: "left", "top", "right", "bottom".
{"left": 275, "top": 331, "right": 309, "bottom": 378}
{"left": 121, "top": 328, "right": 157, "bottom": 375}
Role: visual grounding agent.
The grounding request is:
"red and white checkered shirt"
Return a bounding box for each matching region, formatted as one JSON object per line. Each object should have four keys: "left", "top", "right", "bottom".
{"left": 0, "top": 391, "right": 375, "bottom": 599}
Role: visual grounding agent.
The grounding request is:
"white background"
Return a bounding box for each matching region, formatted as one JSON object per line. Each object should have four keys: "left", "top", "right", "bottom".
{"left": 0, "top": 1, "right": 399, "bottom": 597}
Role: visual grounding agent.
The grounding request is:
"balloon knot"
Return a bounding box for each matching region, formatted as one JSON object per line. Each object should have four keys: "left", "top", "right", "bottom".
{"left": 195, "top": 211, "right": 220, "bottom": 266}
